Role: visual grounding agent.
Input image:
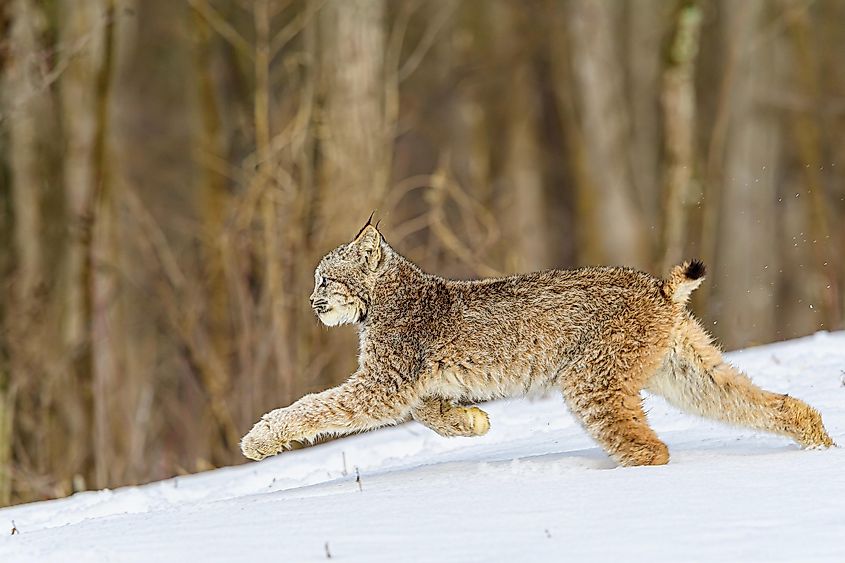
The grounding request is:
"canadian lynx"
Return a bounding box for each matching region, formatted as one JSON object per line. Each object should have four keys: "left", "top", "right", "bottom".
{"left": 241, "top": 221, "right": 834, "bottom": 466}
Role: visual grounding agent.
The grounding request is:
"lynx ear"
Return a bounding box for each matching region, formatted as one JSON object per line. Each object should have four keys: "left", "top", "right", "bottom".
{"left": 354, "top": 224, "right": 382, "bottom": 271}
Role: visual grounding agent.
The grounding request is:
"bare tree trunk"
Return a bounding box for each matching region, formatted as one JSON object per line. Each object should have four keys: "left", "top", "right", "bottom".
{"left": 0, "top": 382, "right": 11, "bottom": 505}
{"left": 3, "top": 0, "right": 54, "bottom": 504}
{"left": 318, "top": 0, "right": 386, "bottom": 233}
{"left": 492, "top": 3, "right": 549, "bottom": 273}
{"left": 781, "top": 0, "right": 841, "bottom": 332}
{"left": 89, "top": 0, "right": 118, "bottom": 490}
{"left": 254, "top": 0, "right": 295, "bottom": 418}
{"left": 58, "top": 0, "right": 119, "bottom": 490}
{"left": 0, "top": 147, "right": 10, "bottom": 507}
{"left": 714, "top": 1, "right": 781, "bottom": 349}
{"left": 316, "top": 0, "right": 386, "bottom": 380}
{"left": 59, "top": 0, "right": 103, "bottom": 490}
{"left": 7, "top": 0, "right": 47, "bottom": 304}
{"left": 563, "top": 0, "right": 649, "bottom": 268}
{"left": 625, "top": 0, "right": 666, "bottom": 238}
{"left": 659, "top": 0, "right": 703, "bottom": 272}
{"left": 191, "top": 1, "right": 232, "bottom": 404}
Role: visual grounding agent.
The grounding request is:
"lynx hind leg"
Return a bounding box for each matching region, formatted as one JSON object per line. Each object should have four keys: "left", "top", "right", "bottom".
{"left": 412, "top": 398, "right": 490, "bottom": 437}
{"left": 564, "top": 384, "right": 669, "bottom": 467}
{"left": 647, "top": 319, "right": 834, "bottom": 449}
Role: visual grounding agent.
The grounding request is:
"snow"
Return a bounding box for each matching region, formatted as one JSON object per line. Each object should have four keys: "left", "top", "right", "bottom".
{"left": 1, "top": 332, "right": 844, "bottom": 562}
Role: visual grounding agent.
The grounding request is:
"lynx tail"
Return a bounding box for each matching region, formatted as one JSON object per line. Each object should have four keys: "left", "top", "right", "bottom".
{"left": 663, "top": 260, "right": 706, "bottom": 304}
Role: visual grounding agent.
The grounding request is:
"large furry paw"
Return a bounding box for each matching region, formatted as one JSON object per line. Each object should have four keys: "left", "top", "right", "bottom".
{"left": 434, "top": 406, "right": 490, "bottom": 437}
{"left": 464, "top": 406, "right": 490, "bottom": 436}
{"left": 412, "top": 399, "right": 491, "bottom": 438}
{"left": 782, "top": 397, "right": 835, "bottom": 449}
{"left": 614, "top": 438, "right": 670, "bottom": 467}
{"left": 240, "top": 410, "right": 295, "bottom": 461}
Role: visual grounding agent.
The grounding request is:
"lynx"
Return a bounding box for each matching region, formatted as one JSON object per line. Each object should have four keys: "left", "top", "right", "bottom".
{"left": 241, "top": 221, "right": 834, "bottom": 466}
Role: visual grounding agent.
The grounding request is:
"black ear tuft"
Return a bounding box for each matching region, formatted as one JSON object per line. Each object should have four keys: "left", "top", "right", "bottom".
{"left": 353, "top": 211, "right": 377, "bottom": 241}
{"left": 684, "top": 259, "right": 706, "bottom": 280}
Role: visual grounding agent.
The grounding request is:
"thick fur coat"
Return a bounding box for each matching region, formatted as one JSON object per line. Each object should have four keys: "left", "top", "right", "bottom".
{"left": 241, "top": 224, "right": 833, "bottom": 466}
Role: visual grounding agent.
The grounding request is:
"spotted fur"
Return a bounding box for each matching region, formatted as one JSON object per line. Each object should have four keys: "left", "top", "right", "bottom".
{"left": 241, "top": 225, "right": 834, "bottom": 465}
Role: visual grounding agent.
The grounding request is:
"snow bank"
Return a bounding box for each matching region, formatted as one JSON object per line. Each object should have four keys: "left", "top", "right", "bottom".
{"left": 1, "top": 332, "right": 844, "bottom": 562}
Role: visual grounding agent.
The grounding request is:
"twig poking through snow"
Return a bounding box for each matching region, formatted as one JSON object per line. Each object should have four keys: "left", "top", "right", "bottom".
{"left": 10, "top": 521, "right": 18, "bottom": 535}
{"left": 324, "top": 541, "right": 332, "bottom": 559}
{"left": 355, "top": 467, "right": 363, "bottom": 492}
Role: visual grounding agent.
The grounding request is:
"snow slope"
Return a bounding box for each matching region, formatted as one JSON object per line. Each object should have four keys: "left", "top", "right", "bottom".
{"left": 1, "top": 332, "right": 844, "bottom": 562}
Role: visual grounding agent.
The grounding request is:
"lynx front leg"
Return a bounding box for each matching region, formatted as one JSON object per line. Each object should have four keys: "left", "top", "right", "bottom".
{"left": 412, "top": 398, "right": 490, "bottom": 437}
{"left": 241, "top": 373, "right": 418, "bottom": 460}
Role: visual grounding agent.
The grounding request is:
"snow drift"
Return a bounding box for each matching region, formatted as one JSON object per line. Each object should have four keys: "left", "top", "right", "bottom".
{"left": 1, "top": 332, "right": 844, "bottom": 562}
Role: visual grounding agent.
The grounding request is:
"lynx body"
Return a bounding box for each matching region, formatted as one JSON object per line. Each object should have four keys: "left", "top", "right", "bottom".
{"left": 241, "top": 224, "right": 833, "bottom": 466}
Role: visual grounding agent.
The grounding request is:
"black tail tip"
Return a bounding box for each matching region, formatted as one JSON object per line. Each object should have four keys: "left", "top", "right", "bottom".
{"left": 685, "top": 259, "right": 706, "bottom": 280}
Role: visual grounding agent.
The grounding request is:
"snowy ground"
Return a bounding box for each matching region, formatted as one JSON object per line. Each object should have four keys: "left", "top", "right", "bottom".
{"left": 1, "top": 332, "right": 844, "bottom": 562}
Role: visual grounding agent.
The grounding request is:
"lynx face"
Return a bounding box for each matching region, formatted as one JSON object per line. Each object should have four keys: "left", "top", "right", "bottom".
{"left": 309, "top": 225, "right": 383, "bottom": 327}
{"left": 309, "top": 271, "right": 366, "bottom": 326}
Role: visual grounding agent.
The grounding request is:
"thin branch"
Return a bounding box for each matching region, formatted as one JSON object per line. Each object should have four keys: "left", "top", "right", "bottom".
{"left": 269, "top": 0, "right": 326, "bottom": 59}
{"left": 427, "top": 161, "right": 502, "bottom": 278}
{"left": 398, "top": 1, "right": 456, "bottom": 82}
{"left": 188, "top": 0, "right": 254, "bottom": 60}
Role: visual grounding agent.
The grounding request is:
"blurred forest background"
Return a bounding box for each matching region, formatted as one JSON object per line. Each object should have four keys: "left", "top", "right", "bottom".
{"left": 0, "top": 0, "right": 844, "bottom": 506}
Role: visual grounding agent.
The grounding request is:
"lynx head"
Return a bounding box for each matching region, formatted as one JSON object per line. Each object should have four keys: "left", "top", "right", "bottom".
{"left": 309, "top": 218, "right": 389, "bottom": 327}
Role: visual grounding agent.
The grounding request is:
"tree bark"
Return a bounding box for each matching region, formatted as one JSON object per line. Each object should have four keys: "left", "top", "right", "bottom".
{"left": 563, "top": 0, "right": 649, "bottom": 268}
{"left": 3, "top": 0, "right": 55, "bottom": 504}
{"left": 7, "top": 0, "right": 48, "bottom": 304}
{"left": 659, "top": 0, "right": 703, "bottom": 273}
{"left": 714, "top": 1, "right": 781, "bottom": 349}
{"left": 318, "top": 0, "right": 387, "bottom": 235}
{"left": 58, "top": 0, "right": 103, "bottom": 489}
{"left": 781, "top": 0, "right": 841, "bottom": 332}
{"left": 625, "top": 0, "right": 666, "bottom": 237}
{"left": 492, "top": 3, "right": 549, "bottom": 273}
{"left": 316, "top": 0, "right": 386, "bottom": 381}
